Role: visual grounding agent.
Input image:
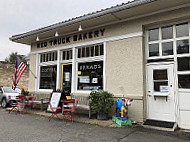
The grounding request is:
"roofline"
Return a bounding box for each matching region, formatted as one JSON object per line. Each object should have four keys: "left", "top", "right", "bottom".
{"left": 10, "top": 0, "right": 157, "bottom": 41}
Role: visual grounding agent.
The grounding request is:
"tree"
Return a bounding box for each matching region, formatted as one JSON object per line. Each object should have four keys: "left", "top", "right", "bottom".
{"left": 5, "top": 52, "right": 27, "bottom": 64}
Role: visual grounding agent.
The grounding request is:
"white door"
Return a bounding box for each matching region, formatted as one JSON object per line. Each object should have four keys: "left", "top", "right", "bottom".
{"left": 146, "top": 63, "right": 176, "bottom": 122}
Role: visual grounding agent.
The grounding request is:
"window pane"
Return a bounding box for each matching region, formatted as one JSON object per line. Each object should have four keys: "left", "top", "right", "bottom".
{"left": 86, "top": 47, "right": 90, "bottom": 57}
{"left": 51, "top": 53, "right": 54, "bottom": 61}
{"left": 176, "top": 23, "right": 189, "bottom": 37}
{"left": 40, "top": 54, "right": 43, "bottom": 62}
{"left": 78, "top": 61, "right": 103, "bottom": 91}
{"left": 178, "top": 74, "right": 190, "bottom": 89}
{"left": 162, "top": 42, "right": 173, "bottom": 56}
{"left": 82, "top": 47, "right": 85, "bottom": 57}
{"left": 95, "top": 45, "right": 99, "bottom": 56}
{"left": 100, "top": 44, "right": 104, "bottom": 55}
{"left": 62, "top": 51, "right": 66, "bottom": 60}
{"left": 66, "top": 51, "right": 70, "bottom": 60}
{"left": 78, "top": 48, "right": 81, "bottom": 58}
{"left": 49, "top": 53, "right": 51, "bottom": 61}
{"left": 55, "top": 52, "right": 57, "bottom": 60}
{"left": 149, "top": 43, "right": 159, "bottom": 57}
{"left": 177, "top": 40, "right": 189, "bottom": 54}
{"left": 154, "top": 81, "right": 168, "bottom": 92}
{"left": 40, "top": 66, "right": 57, "bottom": 90}
{"left": 90, "top": 46, "right": 94, "bottom": 57}
{"left": 148, "top": 28, "right": 159, "bottom": 41}
{"left": 178, "top": 57, "right": 190, "bottom": 71}
{"left": 153, "top": 69, "right": 168, "bottom": 80}
{"left": 70, "top": 50, "right": 72, "bottom": 59}
{"left": 162, "top": 26, "right": 173, "bottom": 39}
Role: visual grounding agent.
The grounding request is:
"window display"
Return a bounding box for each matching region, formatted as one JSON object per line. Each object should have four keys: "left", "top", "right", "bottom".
{"left": 78, "top": 61, "right": 103, "bottom": 90}
{"left": 40, "top": 66, "right": 57, "bottom": 90}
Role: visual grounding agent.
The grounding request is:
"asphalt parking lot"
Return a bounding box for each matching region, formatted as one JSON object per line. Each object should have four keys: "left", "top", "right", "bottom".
{"left": 0, "top": 109, "right": 190, "bottom": 142}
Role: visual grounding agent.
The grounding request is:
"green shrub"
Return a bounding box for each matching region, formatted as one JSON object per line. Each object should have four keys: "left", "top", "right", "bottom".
{"left": 21, "top": 88, "right": 30, "bottom": 96}
{"left": 88, "top": 91, "right": 114, "bottom": 113}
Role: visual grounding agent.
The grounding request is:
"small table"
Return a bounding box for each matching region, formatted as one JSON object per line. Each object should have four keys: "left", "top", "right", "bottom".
{"left": 25, "top": 96, "right": 36, "bottom": 109}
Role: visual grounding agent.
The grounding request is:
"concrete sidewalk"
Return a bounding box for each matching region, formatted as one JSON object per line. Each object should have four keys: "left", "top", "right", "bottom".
{"left": 27, "top": 109, "right": 123, "bottom": 128}
{"left": 4, "top": 108, "right": 122, "bottom": 127}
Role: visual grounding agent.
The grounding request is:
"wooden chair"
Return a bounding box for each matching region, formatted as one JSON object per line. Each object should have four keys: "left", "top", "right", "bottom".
{"left": 48, "top": 99, "right": 62, "bottom": 122}
{"left": 62, "top": 99, "right": 76, "bottom": 122}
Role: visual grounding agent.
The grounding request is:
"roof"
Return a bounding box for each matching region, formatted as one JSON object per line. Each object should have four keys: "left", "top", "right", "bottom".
{"left": 10, "top": 0, "right": 157, "bottom": 42}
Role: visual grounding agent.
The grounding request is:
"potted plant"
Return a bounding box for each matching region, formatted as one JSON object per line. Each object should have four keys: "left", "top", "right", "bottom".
{"left": 88, "top": 91, "right": 114, "bottom": 120}
{"left": 21, "top": 88, "right": 30, "bottom": 96}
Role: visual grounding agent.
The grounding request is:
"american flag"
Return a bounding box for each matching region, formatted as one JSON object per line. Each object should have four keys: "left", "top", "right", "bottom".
{"left": 12, "top": 56, "right": 27, "bottom": 90}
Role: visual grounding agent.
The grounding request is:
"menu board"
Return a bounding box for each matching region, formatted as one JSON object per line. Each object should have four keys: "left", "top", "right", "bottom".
{"left": 47, "top": 92, "right": 61, "bottom": 112}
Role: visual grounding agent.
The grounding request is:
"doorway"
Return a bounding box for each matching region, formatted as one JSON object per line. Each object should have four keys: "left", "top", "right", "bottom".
{"left": 146, "top": 63, "right": 176, "bottom": 122}
{"left": 60, "top": 63, "right": 72, "bottom": 95}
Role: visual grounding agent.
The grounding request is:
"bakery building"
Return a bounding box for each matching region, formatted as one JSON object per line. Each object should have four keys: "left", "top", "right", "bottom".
{"left": 10, "top": 0, "right": 190, "bottom": 129}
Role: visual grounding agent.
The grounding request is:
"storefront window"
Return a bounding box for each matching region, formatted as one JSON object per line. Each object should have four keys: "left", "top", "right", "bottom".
{"left": 77, "top": 44, "right": 104, "bottom": 58}
{"left": 40, "top": 51, "right": 57, "bottom": 63}
{"left": 62, "top": 49, "right": 72, "bottom": 60}
{"left": 78, "top": 61, "right": 103, "bottom": 90}
{"left": 40, "top": 66, "right": 57, "bottom": 90}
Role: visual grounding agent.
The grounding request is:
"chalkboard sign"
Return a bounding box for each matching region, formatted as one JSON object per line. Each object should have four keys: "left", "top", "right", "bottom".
{"left": 47, "top": 92, "right": 61, "bottom": 112}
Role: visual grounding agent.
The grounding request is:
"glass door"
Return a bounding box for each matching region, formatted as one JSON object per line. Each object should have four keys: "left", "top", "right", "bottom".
{"left": 60, "top": 63, "right": 72, "bottom": 95}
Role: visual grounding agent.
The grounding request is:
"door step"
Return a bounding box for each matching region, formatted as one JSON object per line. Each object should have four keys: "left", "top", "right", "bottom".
{"left": 143, "top": 119, "right": 177, "bottom": 131}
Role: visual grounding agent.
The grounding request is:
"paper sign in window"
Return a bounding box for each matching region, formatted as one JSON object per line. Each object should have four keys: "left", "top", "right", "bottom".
{"left": 92, "top": 78, "right": 98, "bottom": 83}
{"left": 79, "top": 76, "right": 90, "bottom": 83}
{"left": 160, "top": 86, "right": 169, "bottom": 93}
{"left": 64, "top": 72, "right": 70, "bottom": 81}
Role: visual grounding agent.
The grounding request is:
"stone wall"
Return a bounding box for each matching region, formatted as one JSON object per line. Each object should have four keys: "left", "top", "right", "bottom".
{"left": 0, "top": 61, "right": 29, "bottom": 90}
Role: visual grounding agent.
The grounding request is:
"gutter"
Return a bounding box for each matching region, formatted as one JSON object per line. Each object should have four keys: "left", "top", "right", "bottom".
{"left": 10, "top": 0, "right": 157, "bottom": 41}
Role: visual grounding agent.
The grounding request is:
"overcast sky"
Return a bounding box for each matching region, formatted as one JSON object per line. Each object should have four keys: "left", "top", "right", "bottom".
{"left": 0, "top": 0, "right": 132, "bottom": 61}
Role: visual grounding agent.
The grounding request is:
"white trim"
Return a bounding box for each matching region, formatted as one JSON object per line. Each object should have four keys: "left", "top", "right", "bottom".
{"left": 71, "top": 46, "right": 76, "bottom": 93}
{"left": 35, "top": 54, "right": 39, "bottom": 91}
{"left": 103, "top": 42, "right": 106, "bottom": 91}
{"left": 178, "top": 89, "right": 190, "bottom": 93}
{"left": 39, "top": 61, "right": 57, "bottom": 66}
{"left": 76, "top": 56, "right": 104, "bottom": 63}
{"left": 178, "top": 71, "right": 190, "bottom": 75}
{"left": 56, "top": 50, "right": 60, "bottom": 90}
{"left": 37, "top": 89, "right": 53, "bottom": 92}
{"left": 37, "top": 65, "right": 40, "bottom": 91}
{"left": 30, "top": 32, "right": 143, "bottom": 55}
{"left": 146, "top": 61, "right": 175, "bottom": 66}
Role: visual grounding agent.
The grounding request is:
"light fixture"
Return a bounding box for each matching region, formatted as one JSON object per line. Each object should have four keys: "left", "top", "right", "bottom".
{"left": 55, "top": 31, "right": 59, "bottom": 37}
{"left": 36, "top": 35, "right": 39, "bottom": 41}
{"left": 78, "top": 24, "right": 83, "bottom": 31}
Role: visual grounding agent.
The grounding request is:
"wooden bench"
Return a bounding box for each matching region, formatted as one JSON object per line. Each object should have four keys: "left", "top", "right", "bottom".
{"left": 30, "top": 92, "right": 50, "bottom": 111}
{"left": 71, "top": 94, "right": 92, "bottom": 119}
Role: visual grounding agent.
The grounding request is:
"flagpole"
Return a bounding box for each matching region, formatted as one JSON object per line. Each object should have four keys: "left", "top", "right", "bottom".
{"left": 26, "top": 64, "right": 37, "bottom": 79}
